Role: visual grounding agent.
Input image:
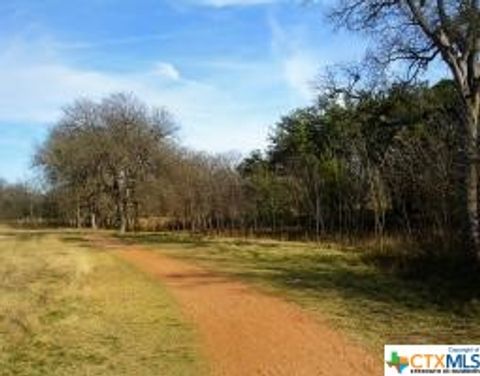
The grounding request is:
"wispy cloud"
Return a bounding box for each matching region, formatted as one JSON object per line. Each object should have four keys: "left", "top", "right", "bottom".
{"left": 49, "top": 33, "right": 173, "bottom": 51}
{"left": 153, "top": 62, "right": 182, "bottom": 81}
{"left": 0, "top": 0, "right": 363, "bottom": 183}
{"left": 282, "top": 54, "right": 318, "bottom": 98}
{"left": 0, "top": 36, "right": 277, "bottom": 154}
{"left": 268, "top": 15, "right": 321, "bottom": 100}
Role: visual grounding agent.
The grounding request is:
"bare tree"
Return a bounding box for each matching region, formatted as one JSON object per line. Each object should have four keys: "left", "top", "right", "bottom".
{"left": 99, "top": 94, "right": 173, "bottom": 232}
{"left": 36, "top": 93, "right": 176, "bottom": 233}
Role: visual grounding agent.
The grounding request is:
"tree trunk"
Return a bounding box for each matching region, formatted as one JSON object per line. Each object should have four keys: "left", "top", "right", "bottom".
{"left": 119, "top": 208, "right": 127, "bottom": 234}
{"left": 91, "top": 212, "right": 97, "bottom": 230}
{"left": 464, "top": 98, "right": 480, "bottom": 260}
{"left": 315, "top": 193, "right": 323, "bottom": 242}
{"left": 118, "top": 199, "right": 127, "bottom": 234}
{"left": 76, "top": 204, "right": 82, "bottom": 229}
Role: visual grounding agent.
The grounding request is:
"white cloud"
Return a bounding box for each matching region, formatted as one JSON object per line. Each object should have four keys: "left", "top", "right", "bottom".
{"left": 0, "top": 36, "right": 276, "bottom": 153}
{"left": 51, "top": 33, "right": 173, "bottom": 50}
{"left": 268, "top": 15, "right": 321, "bottom": 100}
{"left": 153, "top": 62, "right": 181, "bottom": 81}
{"left": 282, "top": 54, "right": 318, "bottom": 98}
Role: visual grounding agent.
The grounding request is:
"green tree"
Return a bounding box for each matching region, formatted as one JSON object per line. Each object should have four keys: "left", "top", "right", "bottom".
{"left": 330, "top": 0, "right": 480, "bottom": 259}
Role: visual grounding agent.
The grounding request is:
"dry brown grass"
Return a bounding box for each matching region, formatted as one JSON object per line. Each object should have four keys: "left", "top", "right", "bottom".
{"left": 117, "top": 232, "right": 480, "bottom": 354}
{"left": 0, "top": 228, "right": 203, "bottom": 376}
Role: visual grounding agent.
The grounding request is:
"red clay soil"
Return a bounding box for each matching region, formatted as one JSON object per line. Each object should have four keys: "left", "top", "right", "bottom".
{"left": 105, "top": 240, "right": 381, "bottom": 375}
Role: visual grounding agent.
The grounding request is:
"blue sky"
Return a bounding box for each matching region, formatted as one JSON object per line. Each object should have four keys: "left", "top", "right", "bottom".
{"left": 0, "top": 0, "right": 367, "bottom": 182}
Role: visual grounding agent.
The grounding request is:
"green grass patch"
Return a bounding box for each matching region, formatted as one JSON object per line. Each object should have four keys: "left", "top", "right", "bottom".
{"left": 0, "top": 228, "right": 204, "bottom": 376}
{"left": 117, "top": 232, "right": 480, "bottom": 354}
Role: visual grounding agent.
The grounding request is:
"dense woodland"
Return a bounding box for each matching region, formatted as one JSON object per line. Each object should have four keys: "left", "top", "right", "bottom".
{"left": 0, "top": 81, "right": 467, "bottom": 254}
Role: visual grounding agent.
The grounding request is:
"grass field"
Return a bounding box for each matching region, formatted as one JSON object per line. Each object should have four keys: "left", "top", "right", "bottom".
{"left": 0, "top": 228, "right": 203, "bottom": 376}
{"left": 117, "top": 232, "right": 480, "bottom": 353}
{"left": 2, "top": 227, "right": 478, "bottom": 373}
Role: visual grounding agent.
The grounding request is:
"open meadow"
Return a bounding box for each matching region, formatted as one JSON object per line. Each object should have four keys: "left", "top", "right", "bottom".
{"left": 0, "top": 228, "right": 203, "bottom": 376}
{"left": 117, "top": 232, "right": 480, "bottom": 353}
{"left": 1, "top": 226, "right": 479, "bottom": 375}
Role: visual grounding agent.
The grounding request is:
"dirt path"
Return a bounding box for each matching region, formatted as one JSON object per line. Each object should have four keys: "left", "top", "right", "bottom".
{"left": 103, "top": 240, "right": 381, "bottom": 375}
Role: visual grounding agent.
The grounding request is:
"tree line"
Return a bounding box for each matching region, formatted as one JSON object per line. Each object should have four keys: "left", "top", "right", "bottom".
{"left": 0, "top": 80, "right": 468, "bottom": 256}
{"left": 1, "top": 0, "right": 479, "bottom": 261}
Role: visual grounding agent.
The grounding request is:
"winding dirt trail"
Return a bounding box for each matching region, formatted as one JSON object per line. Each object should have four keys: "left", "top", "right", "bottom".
{"left": 100, "top": 239, "right": 381, "bottom": 375}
